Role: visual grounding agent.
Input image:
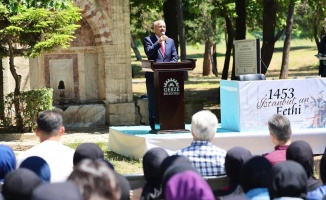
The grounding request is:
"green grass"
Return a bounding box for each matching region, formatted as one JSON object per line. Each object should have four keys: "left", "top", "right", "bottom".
{"left": 66, "top": 142, "right": 143, "bottom": 175}
{"left": 132, "top": 39, "right": 319, "bottom": 79}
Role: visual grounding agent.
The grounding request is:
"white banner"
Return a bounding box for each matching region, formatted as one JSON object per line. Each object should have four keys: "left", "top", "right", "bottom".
{"left": 221, "top": 79, "right": 326, "bottom": 132}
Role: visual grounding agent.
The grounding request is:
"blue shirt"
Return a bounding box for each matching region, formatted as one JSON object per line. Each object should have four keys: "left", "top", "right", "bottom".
{"left": 175, "top": 140, "right": 226, "bottom": 176}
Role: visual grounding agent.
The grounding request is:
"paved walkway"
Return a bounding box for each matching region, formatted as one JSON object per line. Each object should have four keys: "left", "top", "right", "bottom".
{"left": 0, "top": 126, "right": 110, "bottom": 153}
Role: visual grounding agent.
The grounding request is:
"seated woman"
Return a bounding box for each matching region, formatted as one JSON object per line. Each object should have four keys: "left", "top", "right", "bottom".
{"left": 215, "top": 146, "right": 252, "bottom": 200}
{"left": 268, "top": 160, "right": 307, "bottom": 200}
{"left": 286, "top": 140, "right": 321, "bottom": 196}
{"left": 239, "top": 156, "right": 272, "bottom": 200}
{"left": 162, "top": 163, "right": 215, "bottom": 200}
{"left": 0, "top": 144, "right": 16, "bottom": 190}
{"left": 68, "top": 159, "right": 121, "bottom": 200}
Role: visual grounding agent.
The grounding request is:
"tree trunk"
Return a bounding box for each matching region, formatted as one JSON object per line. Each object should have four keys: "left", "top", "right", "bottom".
{"left": 8, "top": 40, "right": 23, "bottom": 131}
{"left": 175, "top": 0, "right": 188, "bottom": 80}
{"left": 232, "top": 0, "right": 246, "bottom": 80}
{"left": 212, "top": 44, "right": 218, "bottom": 76}
{"left": 279, "top": 0, "right": 295, "bottom": 79}
{"left": 131, "top": 36, "right": 142, "bottom": 61}
{"left": 222, "top": 16, "right": 234, "bottom": 80}
{"left": 0, "top": 59, "right": 3, "bottom": 120}
{"left": 163, "top": 0, "right": 179, "bottom": 51}
{"left": 203, "top": 40, "right": 213, "bottom": 76}
{"left": 261, "top": 0, "right": 278, "bottom": 74}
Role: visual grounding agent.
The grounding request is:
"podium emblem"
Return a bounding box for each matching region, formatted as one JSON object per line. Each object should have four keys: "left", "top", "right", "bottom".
{"left": 163, "top": 78, "right": 180, "bottom": 95}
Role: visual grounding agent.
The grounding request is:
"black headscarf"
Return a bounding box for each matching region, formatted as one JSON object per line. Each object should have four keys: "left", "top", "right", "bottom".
{"left": 320, "top": 147, "right": 326, "bottom": 184}
{"left": 215, "top": 147, "right": 252, "bottom": 199}
{"left": 269, "top": 160, "right": 307, "bottom": 199}
{"left": 2, "top": 168, "right": 42, "bottom": 200}
{"left": 140, "top": 147, "right": 169, "bottom": 200}
{"left": 73, "top": 142, "right": 104, "bottom": 166}
{"left": 286, "top": 140, "right": 321, "bottom": 191}
{"left": 239, "top": 156, "right": 272, "bottom": 193}
{"left": 225, "top": 147, "right": 252, "bottom": 185}
{"left": 32, "top": 181, "right": 83, "bottom": 200}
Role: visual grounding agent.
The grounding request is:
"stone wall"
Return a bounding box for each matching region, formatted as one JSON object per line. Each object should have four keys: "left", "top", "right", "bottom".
{"left": 29, "top": 0, "right": 135, "bottom": 126}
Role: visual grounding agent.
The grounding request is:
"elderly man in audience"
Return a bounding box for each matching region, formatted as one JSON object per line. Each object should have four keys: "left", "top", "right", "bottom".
{"left": 263, "top": 114, "right": 292, "bottom": 165}
{"left": 16, "top": 110, "right": 75, "bottom": 183}
{"left": 175, "top": 110, "right": 226, "bottom": 176}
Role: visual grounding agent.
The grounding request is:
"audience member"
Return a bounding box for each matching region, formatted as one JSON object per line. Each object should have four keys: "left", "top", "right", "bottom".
{"left": 264, "top": 114, "right": 292, "bottom": 165}
{"left": 0, "top": 145, "right": 16, "bottom": 188}
{"left": 163, "top": 166, "right": 215, "bottom": 200}
{"left": 68, "top": 159, "right": 121, "bottom": 200}
{"left": 73, "top": 142, "right": 104, "bottom": 166}
{"left": 16, "top": 110, "right": 75, "bottom": 182}
{"left": 307, "top": 147, "right": 326, "bottom": 199}
{"left": 114, "top": 172, "right": 131, "bottom": 200}
{"left": 268, "top": 160, "right": 307, "bottom": 200}
{"left": 215, "top": 146, "right": 252, "bottom": 200}
{"left": 239, "top": 156, "right": 272, "bottom": 200}
{"left": 286, "top": 141, "right": 321, "bottom": 193}
{"left": 19, "top": 156, "right": 51, "bottom": 183}
{"left": 2, "top": 168, "right": 42, "bottom": 200}
{"left": 159, "top": 154, "right": 194, "bottom": 179}
{"left": 139, "top": 147, "right": 169, "bottom": 200}
{"left": 175, "top": 110, "right": 226, "bottom": 176}
{"left": 32, "top": 181, "right": 83, "bottom": 200}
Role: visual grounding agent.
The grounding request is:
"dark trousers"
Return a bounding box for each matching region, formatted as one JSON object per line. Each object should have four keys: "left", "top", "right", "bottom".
{"left": 145, "top": 72, "right": 155, "bottom": 130}
{"left": 320, "top": 60, "right": 326, "bottom": 77}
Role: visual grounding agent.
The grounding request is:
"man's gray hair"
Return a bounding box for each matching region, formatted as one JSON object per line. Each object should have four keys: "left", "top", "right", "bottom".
{"left": 268, "top": 114, "right": 292, "bottom": 143}
{"left": 191, "top": 110, "right": 218, "bottom": 141}
{"left": 153, "top": 19, "right": 165, "bottom": 27}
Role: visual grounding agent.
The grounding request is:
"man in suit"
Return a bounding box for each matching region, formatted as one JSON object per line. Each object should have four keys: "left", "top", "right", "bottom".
{"left": 143, "top": 20, "right": 178, "bottom": 132}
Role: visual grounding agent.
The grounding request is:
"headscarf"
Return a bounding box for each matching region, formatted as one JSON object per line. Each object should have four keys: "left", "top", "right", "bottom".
{"left": 19, "top": 156, "right": 51, "bottom": 183}
{"left": 0, "top": 145, "right": 16, "bottom": 182}
{"left": 141, "top": 147, "right": 169, "bottom": 200}
{"left": 32, "top": 181, "right": 84, "bottom": 200}
{"left": 73, "top": 142, "right": 104, "bottom": 166}
{"left": 115, "top": 172, "right": 131, "bottom": 200}
{"left": 320, "top": 147, "right": 326, "bottom": 184}
{"left": 286, "top": 140, "right": 320, "bottom": 191}
{"left": 159, "top": 154, "right": 193, "bottom": 179}
{"left": 164, "top": 169, "right": 215, "bottom": 200}
{"left": 239, "top": 156, "right": 272, "bottom": 193}
{"left": 269, "top": 160, "right": 307, "bottom": 200}
{"left": 225, "top": 147, "right": 252, "bottom": 185}
{"left": 2, "top": 168, "right": 42, "bottom": 200}
{"left": 160, "top": 155, "right": 197, "bottom": 199}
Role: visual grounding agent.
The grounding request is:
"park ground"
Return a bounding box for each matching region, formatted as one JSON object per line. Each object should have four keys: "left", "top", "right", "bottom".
{"left": 0, "top": 39, "right": 322, "bottom": 175}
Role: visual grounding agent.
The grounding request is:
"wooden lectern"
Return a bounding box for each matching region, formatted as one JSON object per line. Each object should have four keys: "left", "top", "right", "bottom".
{"left": 142, "top": 59, "right": 196, "bottom": 131}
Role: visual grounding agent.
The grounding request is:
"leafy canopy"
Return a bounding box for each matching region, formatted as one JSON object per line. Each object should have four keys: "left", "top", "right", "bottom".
{"left": 0, "top": 2, "right": 81, "bottom": 57}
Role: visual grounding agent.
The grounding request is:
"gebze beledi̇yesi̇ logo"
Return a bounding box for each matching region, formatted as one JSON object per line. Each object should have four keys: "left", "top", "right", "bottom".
{"left": 163, "top": 78, "right": 180, "bottom": 95}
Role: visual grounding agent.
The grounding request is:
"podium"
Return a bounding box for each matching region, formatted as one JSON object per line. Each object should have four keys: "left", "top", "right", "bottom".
{"left": 142, "top": 59, "right": 196, "bottom": 131}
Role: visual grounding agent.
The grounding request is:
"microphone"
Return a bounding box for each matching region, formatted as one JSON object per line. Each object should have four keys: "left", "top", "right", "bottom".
{"left": 161, "top": 32, "right": 167, "bottom": 43}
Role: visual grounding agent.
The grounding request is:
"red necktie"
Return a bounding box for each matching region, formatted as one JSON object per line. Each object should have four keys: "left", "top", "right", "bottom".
{"left": 161, "top": 42, "right": 165, "bottom": 56}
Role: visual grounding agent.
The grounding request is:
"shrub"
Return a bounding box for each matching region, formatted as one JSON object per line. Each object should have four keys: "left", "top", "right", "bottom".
{"left": 3, "top": 88, "right": 53, "bottom": 132}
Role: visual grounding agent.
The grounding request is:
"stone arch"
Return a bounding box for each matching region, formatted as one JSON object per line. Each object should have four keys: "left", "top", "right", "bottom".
{"left": 74, "top": 0, "right": 113, "bottom": 45}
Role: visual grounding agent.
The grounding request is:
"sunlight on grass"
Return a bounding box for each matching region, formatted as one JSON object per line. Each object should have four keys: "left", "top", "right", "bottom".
{"left": 131, "top": 39, "right": 319, "bottom": 78}
{"left": 66, "top": 142, "right": 143, "bottom": 175}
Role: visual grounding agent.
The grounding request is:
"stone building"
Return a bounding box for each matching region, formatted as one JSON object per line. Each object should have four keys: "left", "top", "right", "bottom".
{"left": 27, "top": 0, "right": 135, "bottom": 127}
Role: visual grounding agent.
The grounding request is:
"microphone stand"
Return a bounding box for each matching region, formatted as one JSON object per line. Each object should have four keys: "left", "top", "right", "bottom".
{"left": 260, "top": 58, "right": 275, "bottom": 80}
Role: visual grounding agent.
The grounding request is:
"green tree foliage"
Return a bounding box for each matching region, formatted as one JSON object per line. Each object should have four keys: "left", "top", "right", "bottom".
{"left": 0, "top": 1, "right": 81, "bottom": 131}
{"left": 130, "top": 0, "right": 164, "bottom": 40}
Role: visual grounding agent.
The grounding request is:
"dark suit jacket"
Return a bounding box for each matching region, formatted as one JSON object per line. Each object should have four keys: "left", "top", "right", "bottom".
{"left": 143, "top": 34, "right": 178, "bottom": 63}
